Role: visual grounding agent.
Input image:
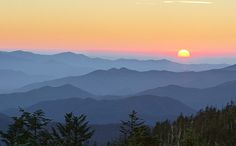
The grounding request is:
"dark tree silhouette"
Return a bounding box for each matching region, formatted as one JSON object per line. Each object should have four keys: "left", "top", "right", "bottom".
{"left": 0, "top": 113, "right": 30, "bottom": 146}
{"left": 1, "top": 102, "right": 236, "bottom": 146}
{"left": 52, "top": 112, "right": 94, "bottom": 146}
{"left": 120, "top": 110, "right": 153, "bottom": 146}
{"left": 21, "top": 109, "right": 51, "bottom": 145}
{"left": 109, "top": 102, "right": 236, "bottom": 146}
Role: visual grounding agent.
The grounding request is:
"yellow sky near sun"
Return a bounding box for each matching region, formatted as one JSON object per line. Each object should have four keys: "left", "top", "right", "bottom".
{"left": 0, "top": 0, "right": 236, "bottom": 57}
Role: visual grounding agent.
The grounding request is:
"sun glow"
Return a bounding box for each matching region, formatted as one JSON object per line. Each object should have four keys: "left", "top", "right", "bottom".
{"left": 178, "top": 49, "right": 191, "bottom": 58}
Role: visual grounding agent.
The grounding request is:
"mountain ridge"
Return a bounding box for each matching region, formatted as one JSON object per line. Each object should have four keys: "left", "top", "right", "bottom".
{"left": 19, "top": 67, "right": 236, "bottom": 95}
{"left": 0, "top": 85, "right": 94, "bottom": 111}
{"left": 12, "top": 95, "right": 195, "bottom": 125}
{"left": 138, "top": 80, "right": 236, "bottom": 109}
{"left": 0, "top": 50, "right": 229, "bottom": 79}
{"left": 0, "top": 69, "right": 50, "bottom": 92}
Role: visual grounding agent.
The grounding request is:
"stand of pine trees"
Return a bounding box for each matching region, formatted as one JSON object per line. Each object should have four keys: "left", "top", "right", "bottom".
{"left": 109, "top": 102, "right": 236, "bottom": 146}
{"left": 0, "top": 102, "right": 236, "bottom": 146}
{"left": 0, "top": 109, "right": 94, "bottom": 146}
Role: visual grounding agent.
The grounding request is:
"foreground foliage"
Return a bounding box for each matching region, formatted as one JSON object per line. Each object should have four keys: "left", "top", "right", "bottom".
{"left": 0, "top": 110, "right": 93, "bottom": 146}
{"left": 0, "top": 102, "right": 236, "bottom": 146}
{"left": 109, "top": 102, "right": 236, "bottom": 146}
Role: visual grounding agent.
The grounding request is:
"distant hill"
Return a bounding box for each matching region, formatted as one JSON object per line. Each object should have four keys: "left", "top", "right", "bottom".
{"left": 0, "top": 51, "right": 92, "bottom": 78}
{"left": 20, "top": 67, "right": 236, "bottom": 95}
{"left": 222, "top": 64, "right": 236, "bottom": 71}
{"left": 9, "top": 95, "right": 195, "bottom": 125}
{"left": 0, "top": 113, "right": 11, "bottom": 131}
{"left": 0, "top": 50, "right": 228, "bottom": 79}
{"left": 138, "top": 80, "right": 236, "bottom": 109}
{"left": 0, "top": 69, "right": 49, "bottom": 92}
{"left": 0, "top": 85, "right": 94, "bottom": 111}
{"left": 91, "top": 124, "right": 120, "bottom": 145}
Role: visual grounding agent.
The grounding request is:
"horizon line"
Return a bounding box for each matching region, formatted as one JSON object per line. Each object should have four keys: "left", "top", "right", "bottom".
{"left": 0, "top": 49, "right": 234, "bottom": 65}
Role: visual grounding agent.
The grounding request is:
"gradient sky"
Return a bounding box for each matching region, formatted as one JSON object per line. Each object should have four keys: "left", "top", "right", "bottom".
{"left": 0, "top": 0, "right": 236, "bottom": 61}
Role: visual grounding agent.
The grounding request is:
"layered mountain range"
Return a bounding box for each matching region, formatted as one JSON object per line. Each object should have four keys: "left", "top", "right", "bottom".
{"left": 0, "top": 50, "right": 228, "bottom": 92}
{"left": 0, "top": 50, "right": 236, "bottom": 128}
{"left": 19, "top": 65, "right": 236, "bottom": 95}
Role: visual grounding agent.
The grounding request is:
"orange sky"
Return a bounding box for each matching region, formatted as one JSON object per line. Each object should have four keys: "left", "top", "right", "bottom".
{"left": 0, "top": 0, "right": 236, "bottom": 59}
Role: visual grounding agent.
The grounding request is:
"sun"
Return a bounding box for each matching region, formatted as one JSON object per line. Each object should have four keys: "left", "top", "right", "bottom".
{"left": 177, "top": 49, "right": 191, "bottom": 58}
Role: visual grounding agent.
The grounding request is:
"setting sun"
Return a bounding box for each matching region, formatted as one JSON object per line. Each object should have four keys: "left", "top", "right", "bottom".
{"left": 178, "top": 49, "right": 191, "bottom": 58}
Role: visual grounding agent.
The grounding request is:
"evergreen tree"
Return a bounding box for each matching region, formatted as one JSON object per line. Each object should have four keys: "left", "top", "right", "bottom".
{"left": 0, "top": 114, "right": 30, "bottom": 146}
{"left": 120, "top": 110, "right": 153, "bottom": 146}
{"left": 52, "top": 112, "right": 94, "bottom": 146}
{"left": 21, "top": 109, "right": 51, "bottom": 145}
{"left": 153, "top": 120, "right": 172, "bottom": 146}
{"left": 0, "top": 109, "right": 51, "bottom": 146}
